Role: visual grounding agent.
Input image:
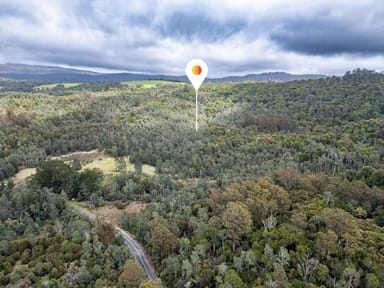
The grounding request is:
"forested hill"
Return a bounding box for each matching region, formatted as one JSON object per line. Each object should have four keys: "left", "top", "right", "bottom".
{"left": 1, "top": 68, "right": 382, "bottom": 181}
{"left": 0, "top": 63, "right": 325, "bottom": 83}
{"left": 1, "top": 68, "right": 384, "bottom": 287}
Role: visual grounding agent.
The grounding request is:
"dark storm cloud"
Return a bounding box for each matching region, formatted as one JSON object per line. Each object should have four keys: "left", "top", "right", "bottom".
{"left": 270, "top": 15, "right": 384, "bottom": 56}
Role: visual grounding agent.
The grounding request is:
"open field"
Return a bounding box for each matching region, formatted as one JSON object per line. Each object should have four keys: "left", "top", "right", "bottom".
{"left": 11, "top": 151, "right": 156, "bottom": 183}
{"left": 81, "top": 155, "right": 155, "bottom": 176}
{"left": 82, "top": 156, "right": 120, "bottom": 174}
{"left": 121, "top": 80, "right": 184, "bottom": 88}
{"left": 52, "top": 150, "right": 154, "bottom": 175}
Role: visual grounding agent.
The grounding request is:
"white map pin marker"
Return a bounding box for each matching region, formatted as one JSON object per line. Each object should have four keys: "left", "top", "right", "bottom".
{"left": 186, "top": 59, "right": 208, "bottom": 131}
{"left": 186, "top": 59, "right": 208, "bottom": 91}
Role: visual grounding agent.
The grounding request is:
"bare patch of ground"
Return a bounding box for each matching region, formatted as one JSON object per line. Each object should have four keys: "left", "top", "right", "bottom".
{"left": 125, "top": 201, "right": 147, "bottom": 214}
{"left": 11, "top": 168, "right": 37, "bottom": 184}
{"left": 93, "top": 201, "right": 147, "bottom": 225}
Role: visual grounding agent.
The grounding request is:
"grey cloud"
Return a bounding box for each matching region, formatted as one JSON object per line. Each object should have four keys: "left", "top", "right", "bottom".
{"left": 0, "top": 1, "right": 38, "bottom": 22}
{"left": 156, "top": 12, "right": 247, "bottom": 42}
{"left": 0, "top": 3, "right": 24, "bottom": 17}
{"left": 1, "top": 0, "right": 384, "bottom": 76}
{"left": 267, "top": 4, "right": 384, "bottom": 56}
{"left": 270, "top": 18, "right": 384, "bottom": 56}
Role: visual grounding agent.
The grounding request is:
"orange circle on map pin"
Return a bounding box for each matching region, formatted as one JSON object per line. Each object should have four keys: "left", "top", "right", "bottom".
{"left": 192, "top": 65, "right": 202, "bottom": 75}
{"left": 186, "top": 59, "right": 208, "bottom": 91}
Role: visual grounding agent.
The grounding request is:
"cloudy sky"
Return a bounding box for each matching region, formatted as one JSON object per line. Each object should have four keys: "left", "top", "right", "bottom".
{"left": 0, "top": 0, "right": 383, "bottom": 76}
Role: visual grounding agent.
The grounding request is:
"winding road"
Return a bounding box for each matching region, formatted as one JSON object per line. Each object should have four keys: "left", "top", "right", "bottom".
{"left": 70, "top": 204, "right": 158, "bottom": 280}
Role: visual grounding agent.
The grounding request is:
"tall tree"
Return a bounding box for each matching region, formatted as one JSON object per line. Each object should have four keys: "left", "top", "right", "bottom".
{"left": 32, "top": 160, "right": 75, "bottom": 194}
{"left": 119, "top": 261, "right": 146, "bottom": 288}
{"left": 222, "top": 201, "right": 252, "bottom": 251}
{"left": 244, "top": 178, "right": 291, "bottom": 229}
{"left": 150, "top": 217, "right": 178, "bottom": 259}
{"left": 93, "top": 217, "right": 116, "bottom": 246}
{"left": 223, "top": 269, "right": 245, "bottom": 288}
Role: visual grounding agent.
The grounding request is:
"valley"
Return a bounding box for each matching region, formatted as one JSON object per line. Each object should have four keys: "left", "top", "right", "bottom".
{"left": 1, "top": 69, "right": 384, "bottom": 287}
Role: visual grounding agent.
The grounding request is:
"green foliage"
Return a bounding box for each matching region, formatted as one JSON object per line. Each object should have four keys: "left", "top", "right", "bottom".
{"left": 71, "top": 158, "right": 82, "bottom": 170}
{"left": 2, "top": 71, "right": 384, "bottom": 286}
{"left": 139, "top": 176, "right": 384, "bottom": 287}
{"left": 2, "top": 71, "right": 384, "bottom": 183}
{"left": 31, "top": 159, "right": 104, "bottom": 202}
{"left": 149, "top": 217, "right": 179, "bottom": 261}
{"left": 32, "top": 160, "right": 74, "bottom": 194}
{"left": 76, "top": 168, "right": 103, "bottom": 201}
{"left": 94, "top": 218, "right": 116, "bottom": 246}
{"left": 223, "top": 269, "right": 245, "bottom": 288}
{"left": 222, "top": 201, "right": 252, "bottom": 251}
{"left": 0, "top": 185, "right": 133, "bottom": 287}
{"left": 118, "top": 261, "right": 146, "bottom": 288}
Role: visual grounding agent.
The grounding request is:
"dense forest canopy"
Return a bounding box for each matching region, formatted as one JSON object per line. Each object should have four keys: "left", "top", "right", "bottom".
{"left": 1, "top": 69, "right": 384, "bottom": 287}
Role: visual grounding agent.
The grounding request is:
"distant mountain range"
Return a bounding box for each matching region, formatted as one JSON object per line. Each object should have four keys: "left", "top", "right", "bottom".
{"left": 0, "top": 63, "right": 326, "bottom": 83}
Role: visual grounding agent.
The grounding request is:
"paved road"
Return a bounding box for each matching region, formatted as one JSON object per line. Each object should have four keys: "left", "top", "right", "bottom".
{"left": 70, "top": 204, "right": 158, "bottom": 280}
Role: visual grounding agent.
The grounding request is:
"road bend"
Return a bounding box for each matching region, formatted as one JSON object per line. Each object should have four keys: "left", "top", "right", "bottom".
{"left": 70, "top": 204, "right": 158, "bottom": 280}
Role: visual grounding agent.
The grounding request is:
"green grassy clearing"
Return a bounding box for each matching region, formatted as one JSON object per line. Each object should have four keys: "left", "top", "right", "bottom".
{"left": 11, "top": 152, "right": 155, "bottom": 184}
{"left": 82, "top": 157, "right": 119, "bottom": 174}
{"left": 121, "top": 80, "right": 184, "bottom": 88}
{"left": 33, "top": 83, "right": 82, "bottom": 90}
{"left": 82, "top": 156, "right": 156, "bottom": 176}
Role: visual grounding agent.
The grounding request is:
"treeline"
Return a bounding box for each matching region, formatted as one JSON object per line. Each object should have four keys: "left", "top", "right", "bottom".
{"left": 42, "top": 82, "right": 124, "bottom": 96}
{"left": 0, "top": 80, "right": 44, "bottom": 92}
{"left": 3, "top": 165, "right": 383, "bottom": 287}
{"left": 1, "top": 70, "right": 383, "bottom": 183}
{"left": 0, "top": 181, "right": 160, "bottom": 287}
{"left": 30, "top": 159, "right": 177, "bottom": 205}
{"left": 123, "top": 169, "right": 384, "bottom": 287}
{"left": 32, "top": 160, "right": 103, "bottom": 203}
